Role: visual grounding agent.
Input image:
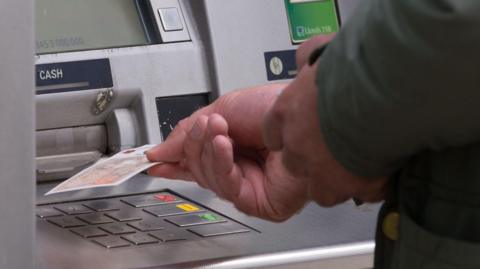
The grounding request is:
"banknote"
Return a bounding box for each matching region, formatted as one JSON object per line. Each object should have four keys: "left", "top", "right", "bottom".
{"left": 45, "top": 145, "right": 160, "bottom": 195}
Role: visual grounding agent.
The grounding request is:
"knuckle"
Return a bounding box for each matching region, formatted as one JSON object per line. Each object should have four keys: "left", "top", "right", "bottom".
{"left": 174, "top": 119, "right": 191, "bottom": 138}
{"left": 270, "top": 101, "right": 286, "bottom": 120}
{"left": 214, "top": 92, "right": 236, "bottom": 115}
{"left": 177, "top": 118, "right": 189, "bottom": 129}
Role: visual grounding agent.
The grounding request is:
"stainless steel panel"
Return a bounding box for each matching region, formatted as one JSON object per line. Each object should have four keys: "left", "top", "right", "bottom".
{"left": 34, "top": 0, "right": 375, "bottom": 268}
{"left": 0, "top": 0, "right": 35, "bottom": 268}
{"left": 37, "top": 175, "right": 379, "bottom": 269}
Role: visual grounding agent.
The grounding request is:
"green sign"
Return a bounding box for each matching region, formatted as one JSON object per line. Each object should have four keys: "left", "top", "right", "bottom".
{"left": 285, "top": 0, "right": 340, "bottom": 43}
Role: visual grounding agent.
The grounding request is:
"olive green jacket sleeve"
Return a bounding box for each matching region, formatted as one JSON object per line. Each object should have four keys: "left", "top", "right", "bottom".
{"left": 316, "top": 0, "right": 480, "bottom": 177}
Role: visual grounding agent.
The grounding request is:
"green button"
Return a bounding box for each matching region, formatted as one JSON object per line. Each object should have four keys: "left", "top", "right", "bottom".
{"left": 200, "top": 213, "right": 221, "bottom": 222}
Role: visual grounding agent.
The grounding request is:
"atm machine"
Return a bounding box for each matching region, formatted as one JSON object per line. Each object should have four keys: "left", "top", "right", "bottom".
{"left": 7, "top": 0, "right": 382, "bottom": 268}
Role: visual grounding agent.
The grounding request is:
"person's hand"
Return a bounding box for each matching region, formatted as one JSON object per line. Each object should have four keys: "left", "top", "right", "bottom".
{"left": 147, "top": 84, "right": 309, "bottom": 221}
{"left": 262, "top": 41, "right": 388, "bottom": 207}
{"left": 295, "top": 34, "right": 336, "bottom": 68}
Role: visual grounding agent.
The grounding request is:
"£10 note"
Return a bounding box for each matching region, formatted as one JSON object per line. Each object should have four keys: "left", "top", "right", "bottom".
{"left": 45, "top": 145, "right": 160, "bottom": 195}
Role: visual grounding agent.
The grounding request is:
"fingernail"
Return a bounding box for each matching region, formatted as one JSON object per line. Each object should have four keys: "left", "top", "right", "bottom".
{"left": 308, "top": 44, "right": 328, "bottom": 66}
{"left": 276, "top": 88, "right": 285, "bottom": 96}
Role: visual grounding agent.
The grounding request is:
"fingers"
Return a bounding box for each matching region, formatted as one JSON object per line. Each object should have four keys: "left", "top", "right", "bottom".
{"left": 147, "top": 103, "right": 216, "bottom": 163}
{"left": 186, "top": 113, "right": 244, "bottom": 202}
{"left": 211, "top": 135, "right": 243, "bottom": 199}
{"left": 183, "top": 115, "right": 209, "bottom": 187}
{"left": 146, "top": 118, "right": 190, "bottom": 163}
{"left": 296, "top": 34, "right": 336, "bottom": 69}
{"left": 261, "top": 95, "right": 286, "bottom": 151}
{"left": 200, "top": 115, "right": 230, "bottom": 197}
{"left": 354, "top": 176, "right": 388, "bottom": 203}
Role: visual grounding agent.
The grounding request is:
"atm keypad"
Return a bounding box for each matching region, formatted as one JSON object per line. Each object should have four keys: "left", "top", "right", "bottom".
{"left": 105, "top": 209, "right": 143, "bottom": 222}
{"left": 99, "top": 223, "right": 137, "bottom": 235}
{"left": 54, "top": 204, "right": 93, "bottom": 215}
{"left": 36, "top": 207, "right": 63, "bottom": 218}
{"left": 77, "top": 213, "right": 114, "bottom": 225}
{"left": 165, "top": 213, "right": 226, "bottom": 227}
{"left": 83, "top": 200, "right": 120, "bottom": 212}
{"left": 48, "top": 216, "right": 87, "bottom": 228}
{"left": 71, "top": 227, "right": 109, "bottom": 238}
{"left": 121, "top": 193, "right": 181, "bottom": 207}
{"left": 38, "top": 191, "right": 251, "bottom": 249}
{"left": 188, "top": 223, "right": 250, "bottom": 237}
{"left": 149, "top": 229, "right": 192, "bottom": 242}
{"left": 92, "top": 236, "right": 131, "bottom": 248}
{"left": 121, "top": 233, "right": 159, "bottom": 245}
{"left": 144, "top": 203, "right": 205, "bottom": 217}
{"left": 128, "top": 219, "right": 166, "bottom": 232}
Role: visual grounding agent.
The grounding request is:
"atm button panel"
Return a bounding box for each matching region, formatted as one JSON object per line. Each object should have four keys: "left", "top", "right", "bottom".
{"left": 92, "top": 236, "right": 131, "bottom": 248}
{"left": 144, "top": 203, "right": 205, "bottom": 217}
{"left": 165, "top": 213, "right": 227, "bottom": 227}
{"left": 188, "top": 223, "right": 250, "bottom": 237}
{"left": 37, "top": 191, "right": 252, "bottom": 249}
{"left": 121, "top": 193, "right": 182, "bottom": 207}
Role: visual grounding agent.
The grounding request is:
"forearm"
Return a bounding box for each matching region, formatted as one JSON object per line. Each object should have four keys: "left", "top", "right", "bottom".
{"left": 317, "top": 0, "right": 480, "bottom": 177}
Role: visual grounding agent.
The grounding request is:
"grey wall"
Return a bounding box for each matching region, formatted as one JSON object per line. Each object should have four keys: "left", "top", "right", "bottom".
{"left": 0, "top": 0, "right": 35, "bottom": 268}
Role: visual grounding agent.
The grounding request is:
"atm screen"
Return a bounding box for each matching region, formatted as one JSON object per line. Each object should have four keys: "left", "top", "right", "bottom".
{"left": 36, "top": 0, "right": 150, "bottom": 54}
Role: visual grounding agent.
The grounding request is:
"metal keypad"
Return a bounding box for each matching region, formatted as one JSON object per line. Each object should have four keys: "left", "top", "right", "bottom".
{"left": 121, "top": 233, "right": 159, "bottom": 245}
{"left": 99, "top": 223, "right": 137, "bottom": 235}
{"left": 144, "top": 203, "right": 205, "bottom": 217}
{"left": 92, "top": 236, "right": 130, "bottom": 248}
{"left": 77, "top": 213, "right": 114, "bottom": 225}
{"left": 128, "top": 219, "right": 166, "bottom": 232}
{"left": 83, "top": 200, "right": 120, "bottom": 212}
{"left": 36, "top": 207, "right": 63, "bottom": 218}
{"left": 105, "top": 209, "right": 142, "bottom": 222}
{"left": 149, "top": 229, "right": 192, "bottom": 242}
{"left": 38, "top": 191, "right": 251, "bottom": 249}
{"left": 48, "top": 216, "right": 87, "bottom": 228}
{"left": 71, "top": 226, "right": 109, "bottom": 238}
{"left": 54, "top": 204, "right": 93, "bottom": 215}
{"left": 188, "top": 222, "right": 250, "bottom": 237}
{"left": 165, "top": 213, "right": 226, "bottom": 227}
{"left": 121, "top": 193, "right": 181, "bottom": 207}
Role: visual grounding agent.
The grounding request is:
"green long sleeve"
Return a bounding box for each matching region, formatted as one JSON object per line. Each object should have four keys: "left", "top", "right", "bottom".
{"left": 316, "top": 0, "right": 480, "bottom": 177}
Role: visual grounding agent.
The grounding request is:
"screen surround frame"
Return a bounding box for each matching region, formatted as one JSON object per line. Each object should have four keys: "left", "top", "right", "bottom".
{"left": 35, "top": 0, "right": 160, "bottom": 55}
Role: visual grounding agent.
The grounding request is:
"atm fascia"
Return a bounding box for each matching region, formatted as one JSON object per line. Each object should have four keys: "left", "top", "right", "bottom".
{"left": 35, "top": 1, "right": 379, "bottom": 268}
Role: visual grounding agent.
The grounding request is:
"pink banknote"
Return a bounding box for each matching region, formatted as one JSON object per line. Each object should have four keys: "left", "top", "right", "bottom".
{"left": 45, "top": 145, "right": 159, "bottom": 195}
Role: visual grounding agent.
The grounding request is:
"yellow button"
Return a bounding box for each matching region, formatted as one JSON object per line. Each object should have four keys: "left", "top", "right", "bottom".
{"left": 382, "top": 212, "right": 400, "bottom": 241}
{"left": 176, "top": 203, "right": 200, "bottom": 212}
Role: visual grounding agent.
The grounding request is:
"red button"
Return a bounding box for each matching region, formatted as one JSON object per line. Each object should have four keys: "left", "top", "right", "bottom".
{"left": 154, "top": 194, "right": 176, "bottom": 202}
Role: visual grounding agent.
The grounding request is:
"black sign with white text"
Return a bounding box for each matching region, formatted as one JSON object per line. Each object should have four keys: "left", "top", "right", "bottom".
{"left": 36, "top": 59, "right": 113, "bottom": 94}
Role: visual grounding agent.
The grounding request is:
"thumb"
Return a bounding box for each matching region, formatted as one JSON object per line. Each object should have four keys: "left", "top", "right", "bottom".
{"left": 296, "top": 34, "right": 336, "bottom": 69}
{"left": 146, "top": 128, "right": 187, "bottom": 163}
{"left": 147, "top": 102, "right": 217, "bottom": 163}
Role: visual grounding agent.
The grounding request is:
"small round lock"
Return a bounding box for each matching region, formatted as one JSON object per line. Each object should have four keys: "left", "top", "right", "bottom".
{"left": 92, "top": 89, "right": 115, "bottom": 115}
{"left": 382, "top": 212, "right": 400, "bottom": 241}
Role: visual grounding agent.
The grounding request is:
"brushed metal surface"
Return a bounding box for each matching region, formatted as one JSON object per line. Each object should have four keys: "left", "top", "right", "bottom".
{"left": 34, "top": 0, "right": 374, "bottom": 268}
{"left": 0, "top": 0, "right": 35, "bottom": 268}
{"left": 37, "top": 175, "right": 379, "bottom": 269}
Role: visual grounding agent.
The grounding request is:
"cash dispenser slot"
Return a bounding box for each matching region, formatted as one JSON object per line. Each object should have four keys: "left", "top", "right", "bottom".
{"left": 36, "top": 125, "right": 107, "bottom": 182}
{"left": 36, "top": 103, "right": 144, "bottom": 182}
